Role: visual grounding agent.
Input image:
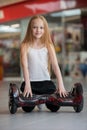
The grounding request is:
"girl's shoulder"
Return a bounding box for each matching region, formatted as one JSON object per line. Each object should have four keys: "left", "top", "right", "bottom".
{"left": 20, "top": 43, "right": 29, "bottom": 53}
{"left": 47, "top": 43, "right": 55, "bottom": 51}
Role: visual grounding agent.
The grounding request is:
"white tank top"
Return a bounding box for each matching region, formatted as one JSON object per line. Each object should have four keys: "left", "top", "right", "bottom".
{"left": 27, "top": 47, "right": 50, "bottom": 81}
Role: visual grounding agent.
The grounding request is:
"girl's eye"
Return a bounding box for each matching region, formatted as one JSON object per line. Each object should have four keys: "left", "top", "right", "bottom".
{"left": 33, "top": 26, "right": 44, "bottom": 29}
{"left": 40, "top": 27, "right": 44, "bottom": 29}
{"left": 33, "top": 26, "right": 37, "bottom": 29}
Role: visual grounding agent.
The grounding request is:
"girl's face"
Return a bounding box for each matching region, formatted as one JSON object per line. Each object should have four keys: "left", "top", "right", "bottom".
{"left": 31, "top": 18, "right": 44, "bottom": 39}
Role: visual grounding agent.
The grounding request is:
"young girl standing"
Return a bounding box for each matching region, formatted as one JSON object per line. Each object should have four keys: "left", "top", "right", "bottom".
{"left": 20, "top": 15, "right": 67, "bottom": 99}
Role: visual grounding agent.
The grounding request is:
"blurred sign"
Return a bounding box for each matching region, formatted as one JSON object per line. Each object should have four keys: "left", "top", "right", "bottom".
{"left": 0, "top": 0, "right": 87, "bottom": 23}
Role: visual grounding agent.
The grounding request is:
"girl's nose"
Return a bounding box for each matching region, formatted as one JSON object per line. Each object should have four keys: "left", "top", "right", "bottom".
{"left": 37, "top": 27, "right": 40, "bottom": 31}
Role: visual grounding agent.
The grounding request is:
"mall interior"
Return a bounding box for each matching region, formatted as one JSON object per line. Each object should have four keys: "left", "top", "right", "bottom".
{"left": 0, "top": 0, "right": 87, "bottom": 130}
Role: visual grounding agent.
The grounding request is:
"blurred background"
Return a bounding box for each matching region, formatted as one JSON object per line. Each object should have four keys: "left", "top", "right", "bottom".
{"left": 0, "top": 0, "right": 87, "bottom": 81}
{"left": 0, "top": 1, "right": 87, "bottom": 130}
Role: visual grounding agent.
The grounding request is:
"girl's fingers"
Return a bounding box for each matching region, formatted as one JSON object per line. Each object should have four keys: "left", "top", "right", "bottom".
{"left": 23, "top": 91, "right": 26, "bottom": 97}
{"left": 23, "top": 90, "right": 32, "bottom": 97}
{"left": 62, "top": 91, "right": 68, "bottom": 97}
{"left": 58, "top": 90, "right": 68, "bottom": 97}
{"left": 26, "top": 92, "right": 29, "bottom": 97}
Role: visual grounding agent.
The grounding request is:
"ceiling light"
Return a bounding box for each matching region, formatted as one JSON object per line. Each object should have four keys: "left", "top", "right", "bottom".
{"left": 11, "top": 24, "right": 20, "bottom": 28}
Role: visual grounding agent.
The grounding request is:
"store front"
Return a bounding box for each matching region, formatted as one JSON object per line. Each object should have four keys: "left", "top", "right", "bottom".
{"left": 0, "top": 21, "right": 21, "bottom": 78}
{"left": 0, "top": 0, "right": 87, "bottom": 79}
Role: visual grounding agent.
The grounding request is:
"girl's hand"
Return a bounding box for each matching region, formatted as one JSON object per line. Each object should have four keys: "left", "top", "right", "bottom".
{"left": 57, "top": 87, "right": 68, "bottom": 97}
{"left": 23, "top": 85, "right": 32, "bottom": 97}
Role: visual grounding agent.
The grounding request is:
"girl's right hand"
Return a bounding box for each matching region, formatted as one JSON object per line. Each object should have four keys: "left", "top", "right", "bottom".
{"left": 23, "top": 85, "right": 32, "bottom": 97}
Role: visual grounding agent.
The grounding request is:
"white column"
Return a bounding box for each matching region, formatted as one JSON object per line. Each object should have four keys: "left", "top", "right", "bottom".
{"left": 20, "top": 18, "right": 30, "bottom": 81}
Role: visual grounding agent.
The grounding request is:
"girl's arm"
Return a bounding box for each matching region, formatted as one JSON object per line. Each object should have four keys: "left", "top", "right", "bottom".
{"left": 48, "top": 44, "right": 67, "bottom": 97}
{"left": 20, "top": 44, "right": 32, "bottom": 97}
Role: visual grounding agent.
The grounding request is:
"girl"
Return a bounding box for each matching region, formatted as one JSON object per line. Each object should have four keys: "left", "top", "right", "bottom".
{"left": 20, "top": 15, "right": 67, "bottom": 99}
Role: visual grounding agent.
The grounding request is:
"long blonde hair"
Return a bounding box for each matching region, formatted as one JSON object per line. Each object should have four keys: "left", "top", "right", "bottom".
{"left": 22, "top": 15, "right": 53, "bottom": 47}
{"left": 21, "top": 15, "right": 55, "bottom": 74}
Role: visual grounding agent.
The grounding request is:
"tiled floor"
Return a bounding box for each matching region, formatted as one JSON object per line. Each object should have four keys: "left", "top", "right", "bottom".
{"left": 0, "top": 77, "right": 87, "bottom": 130}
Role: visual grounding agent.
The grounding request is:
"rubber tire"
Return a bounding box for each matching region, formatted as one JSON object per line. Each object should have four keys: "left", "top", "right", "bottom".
{"left": 22, "top": 106, "right": 35, "bottom": 112}
{"left": 9, "top": 101, "right": 17, "bottom": 114}
{"left": 75, "top": 83, "right": 83, "bottom": 95}
{"left": 9, "top": 85, "right": 17, "bottom": 114}
{"left": 73, "top": 96, "right": 84, "bottom": 113}
{"left": 46, "top": 102, "right": 60, "bottom": 112}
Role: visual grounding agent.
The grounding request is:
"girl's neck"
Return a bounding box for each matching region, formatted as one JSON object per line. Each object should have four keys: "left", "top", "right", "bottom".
{"left": 30, "top": 40, "right": 45, "bottom": 49}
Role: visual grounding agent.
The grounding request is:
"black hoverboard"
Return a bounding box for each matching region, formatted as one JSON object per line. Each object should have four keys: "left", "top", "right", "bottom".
{"left": 8, "top": 82, "right": 84, "bottom": 114}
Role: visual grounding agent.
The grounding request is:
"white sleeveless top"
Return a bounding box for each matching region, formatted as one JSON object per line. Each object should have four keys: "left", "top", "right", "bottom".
{"left": 27, "top": 47, "right": 50, "bottom": 81}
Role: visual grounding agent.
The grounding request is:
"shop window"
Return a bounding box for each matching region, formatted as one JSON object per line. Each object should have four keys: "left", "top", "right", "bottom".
{"left": 0, "top": 23, "right": 21, "bottom": 77}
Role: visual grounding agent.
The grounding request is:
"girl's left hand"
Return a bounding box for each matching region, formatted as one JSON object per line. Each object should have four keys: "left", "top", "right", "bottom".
{"left": 56, "top": 87, "right": 68, "bottom": 97}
